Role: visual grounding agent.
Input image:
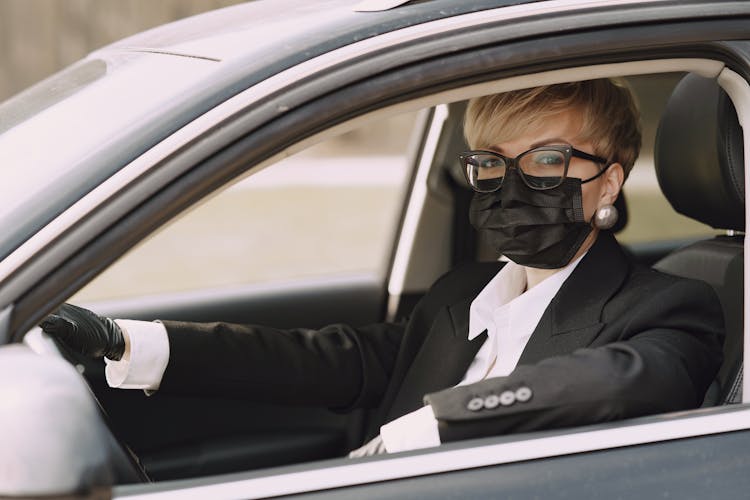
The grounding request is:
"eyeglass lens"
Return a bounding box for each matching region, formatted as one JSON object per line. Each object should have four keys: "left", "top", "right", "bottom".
{"left": 464, "top": 149, "right": 567, "bottom": 191}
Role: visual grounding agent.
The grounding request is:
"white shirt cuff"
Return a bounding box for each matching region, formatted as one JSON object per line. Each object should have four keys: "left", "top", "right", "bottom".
{"left": 380, "top": 404, "right": 441, "bottom": 453}
{"left": 104, "top": 320, "right": 170, "bottom": 391}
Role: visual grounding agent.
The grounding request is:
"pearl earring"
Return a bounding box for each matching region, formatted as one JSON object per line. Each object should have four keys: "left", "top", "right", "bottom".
{"left": 593, "top": 204, "right": 618, "bottom": 230}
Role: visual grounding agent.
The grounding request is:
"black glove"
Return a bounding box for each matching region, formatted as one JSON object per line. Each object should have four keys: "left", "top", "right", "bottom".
{"left": 40, "top": 303, "right": 126, "bottom": 360}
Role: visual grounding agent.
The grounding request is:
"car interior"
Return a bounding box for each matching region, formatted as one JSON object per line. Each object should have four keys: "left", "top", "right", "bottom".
{"left": 652, "top": 73, "right": 744, "bottom": 407}
{"left": 28, "top": 64, "right": 745, "bottom": 488}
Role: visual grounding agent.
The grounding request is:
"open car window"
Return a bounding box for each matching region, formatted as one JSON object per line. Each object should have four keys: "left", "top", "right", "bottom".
{"left": 67, "top": 65, "right": 739, "bottom": 482}
{"left": 42, "top": 66, "right": 747, "bottom": 480}
{"left": 72, "top": 111, "right": 419, "bottom": 303}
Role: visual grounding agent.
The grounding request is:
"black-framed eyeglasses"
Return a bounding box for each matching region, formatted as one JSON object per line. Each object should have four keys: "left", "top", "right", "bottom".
{"left": 459, "top": 144, "right": 610, "bottom": 192}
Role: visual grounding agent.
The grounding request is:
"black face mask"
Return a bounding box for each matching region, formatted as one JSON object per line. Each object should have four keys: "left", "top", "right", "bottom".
{"left": 469, "top": 168, "right": 593, "bottom": 269}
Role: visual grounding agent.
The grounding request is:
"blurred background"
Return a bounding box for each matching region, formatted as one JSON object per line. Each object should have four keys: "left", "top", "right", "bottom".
{"left": 0, "top": 0, "right": 246, "bottom": 101}
{"left": 1, "top": 1, "right": 713, "bottom": 303}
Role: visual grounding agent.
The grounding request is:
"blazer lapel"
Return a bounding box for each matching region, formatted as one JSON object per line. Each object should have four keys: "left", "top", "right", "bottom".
{"left": 519, "top": 232, "right": 630, "bottom": 364}
{"left": 385, "top": 297, "right": 486, "bottom": 421}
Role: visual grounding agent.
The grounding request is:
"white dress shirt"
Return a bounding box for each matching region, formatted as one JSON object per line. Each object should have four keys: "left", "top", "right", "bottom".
{"left": 104, "top": 254, "right": 584, "bottom": 451}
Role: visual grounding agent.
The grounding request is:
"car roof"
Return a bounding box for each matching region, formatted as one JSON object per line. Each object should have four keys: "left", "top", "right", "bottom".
{"left": 100, "top": 0, "right": 534, "bottom": 63}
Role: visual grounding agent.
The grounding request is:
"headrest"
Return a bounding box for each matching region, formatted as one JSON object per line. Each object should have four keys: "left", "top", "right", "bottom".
{"left": 655, "top": 73, "right": 745, "bottom": 231}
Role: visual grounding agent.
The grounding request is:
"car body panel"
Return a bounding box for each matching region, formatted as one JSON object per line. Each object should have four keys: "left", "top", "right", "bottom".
{"left": 285, "top": 429, "right": 750, "bottom": 499}
{"left": 113, "top": 405, "right": 750, "bottom": 499}
{"left": 101, "top": 0, "right": 530, "bottom": 61}
{"left": 2, "top": 0, "right": 750, "bottom": 497}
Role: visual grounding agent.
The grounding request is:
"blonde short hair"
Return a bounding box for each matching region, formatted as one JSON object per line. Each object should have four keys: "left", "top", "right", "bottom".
{"left": 464, "top": 79, "right": 642, "bottom": 177}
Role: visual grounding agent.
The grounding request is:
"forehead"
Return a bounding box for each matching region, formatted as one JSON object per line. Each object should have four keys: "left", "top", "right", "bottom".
{"left": 490, "top": 107, "right": 587, "bottom": 152}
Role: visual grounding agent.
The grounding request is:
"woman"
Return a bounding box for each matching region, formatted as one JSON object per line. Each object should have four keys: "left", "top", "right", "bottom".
{"left": 42, "top": 79, "right": 724, "bottom": 456}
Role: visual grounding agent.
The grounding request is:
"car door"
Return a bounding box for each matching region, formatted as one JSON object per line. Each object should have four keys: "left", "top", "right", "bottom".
{"left": 4, "top": 0, "right": 750, "bottom": 496}
{"left": 110, "top": 3, "right": 750, "bottom": 497}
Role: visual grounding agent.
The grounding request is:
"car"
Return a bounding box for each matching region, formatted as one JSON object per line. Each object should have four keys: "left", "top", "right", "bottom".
{"left": 1, "top": 0, "right": 749, "bottom": 498}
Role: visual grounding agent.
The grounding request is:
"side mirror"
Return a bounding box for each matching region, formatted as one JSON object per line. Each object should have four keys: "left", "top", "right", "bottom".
{"left": 0, "top": 344, "right": 113, "bottom": 498}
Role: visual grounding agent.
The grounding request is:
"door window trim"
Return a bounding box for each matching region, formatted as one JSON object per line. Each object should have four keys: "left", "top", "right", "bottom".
{"left": 387, "top": 103, "right": 450, "bottom": 319}
{"left": 716, "top": 67, "right": 750, "bottom": 402}
{"left": 115, "top": 404, "right": 750, "bottom": 499}
{"left": 110, "top": 62, "right": 750, "bottom": 498}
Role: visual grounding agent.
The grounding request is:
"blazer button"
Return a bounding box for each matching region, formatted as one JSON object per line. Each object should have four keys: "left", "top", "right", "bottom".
{"left": 516, "top": 386, "right": 533, "bottom": 402}
{"left": 499, "top": 390, "right": 516, "bottom": 406}
{"left": 483, "top": 394, "right": 500, "bottom": 409}
{"left": 467, "top": 397, "right": 485, "bottom": 411}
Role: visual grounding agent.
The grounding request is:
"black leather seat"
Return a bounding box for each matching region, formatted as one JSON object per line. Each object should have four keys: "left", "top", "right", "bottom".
{"left": 652, "top": 73, "right": 745, "bottom": 405}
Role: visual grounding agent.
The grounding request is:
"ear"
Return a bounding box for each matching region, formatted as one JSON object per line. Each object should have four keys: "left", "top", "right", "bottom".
{"left": 599, "top": 163, "right": 624, "bottom": 206}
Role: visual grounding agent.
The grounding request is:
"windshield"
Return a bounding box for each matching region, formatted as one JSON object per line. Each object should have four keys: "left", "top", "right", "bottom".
{"left": 0, "top": 52, "right": 217, "bottom": 260}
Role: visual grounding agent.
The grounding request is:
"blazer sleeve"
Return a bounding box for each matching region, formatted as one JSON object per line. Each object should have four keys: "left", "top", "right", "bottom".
{"left": 424, "top": 278, "right": 725, "bottom": 443}
{"left": 154, "top": 262, "right": 500, "bottom": 410}
{"left": 157, "top": 319, "right": 405, "bottom": 409}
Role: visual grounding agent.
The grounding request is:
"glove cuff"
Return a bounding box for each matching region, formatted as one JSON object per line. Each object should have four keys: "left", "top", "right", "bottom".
{"left": 102, "top": 318, "right": 126, "bottom": 361}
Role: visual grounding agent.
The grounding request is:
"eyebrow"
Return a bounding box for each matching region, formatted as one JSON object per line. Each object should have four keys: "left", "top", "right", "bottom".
{"left": 490, "top": 137, "right": 571, "bottom": 154}
{"left": 528, "top": 137, "right": 570, "bottom": 149}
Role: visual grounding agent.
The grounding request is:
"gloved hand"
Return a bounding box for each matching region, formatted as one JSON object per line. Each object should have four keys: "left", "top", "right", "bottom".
{"left": 40, "top": 303, "right": 126, "bottom": 360}
{"left": 348, "top": 435, "right": 387, "bottom": 458}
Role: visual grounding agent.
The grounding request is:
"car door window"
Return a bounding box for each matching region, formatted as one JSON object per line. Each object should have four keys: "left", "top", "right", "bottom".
{"left": 72, "top": 111, "right": 418, "bottom": 302}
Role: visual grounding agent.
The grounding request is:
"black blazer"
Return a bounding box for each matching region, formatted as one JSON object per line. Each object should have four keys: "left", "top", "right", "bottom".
{"left": 159, "top": 232, "right": 724, "bottom": 443}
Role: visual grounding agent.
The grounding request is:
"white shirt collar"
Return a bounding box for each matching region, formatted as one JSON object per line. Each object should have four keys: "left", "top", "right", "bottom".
{"left": 468, "top": 253, "right": 586, "bottom": 341}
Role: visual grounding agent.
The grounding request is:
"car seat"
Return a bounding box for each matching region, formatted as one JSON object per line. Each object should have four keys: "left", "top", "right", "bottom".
{"left": 652, "top": 73, "right": 745, "bottom": 405}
